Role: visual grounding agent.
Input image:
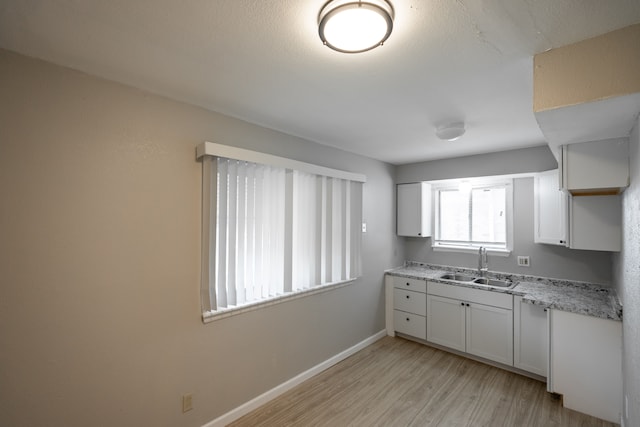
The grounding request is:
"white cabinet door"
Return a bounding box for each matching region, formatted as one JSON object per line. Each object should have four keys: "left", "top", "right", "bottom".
{"left": 397, "top": 183, "right": 431, "bottom": 237}
{"left": 513, "top": 296, "right": 547, "bottom": 376}
{"left": 569, "top": 194, "right": 621, "bottom": 252}
{"left": 426, "top": 295, "right": 466, "bottom": 352}
{"left": 466, "top": 302, "right": 513, "bottom": 366}
{"left": 534, "top": 169, "right": 568, "bottom": 246}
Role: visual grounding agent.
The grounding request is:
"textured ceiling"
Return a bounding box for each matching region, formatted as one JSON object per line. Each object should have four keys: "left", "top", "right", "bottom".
{"left": 1, "top": 0, "right": 640, "bottom": 164}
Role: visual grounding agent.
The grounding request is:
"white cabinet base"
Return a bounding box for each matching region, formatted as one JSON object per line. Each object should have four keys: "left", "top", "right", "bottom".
{"left": 426, "top": 282, "right": 513, "bottom": 367}
{"left": 387, "top": 275, "right": 427, "bottom": 340}
{"left": 549, "top": 309, "right": 622, "bottom": 423}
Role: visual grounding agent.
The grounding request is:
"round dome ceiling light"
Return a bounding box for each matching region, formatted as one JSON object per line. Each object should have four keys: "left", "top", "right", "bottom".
{"left": 436, "top": 122, "right": 466, "bottom": 141}
{"left": 318, "top": 0, "right": 394, "bottom": 54}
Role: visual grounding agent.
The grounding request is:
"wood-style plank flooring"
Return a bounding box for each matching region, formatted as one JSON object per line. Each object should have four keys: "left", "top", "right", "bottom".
{"left": 229, "top": 336, "right": 617, "bottom": 427}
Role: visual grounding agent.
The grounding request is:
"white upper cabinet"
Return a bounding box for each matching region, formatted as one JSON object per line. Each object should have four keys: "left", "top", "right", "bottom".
{"left": 397, "top": 182, "right": 431, "bottom": 237}
{"left": 534, "top": 169, "right": 621, "bottom": 251}
{"left": 534, "top": 169, "right": 568, "bottom": 246}
{"left": 560, "top": 138, "right": 629, "bottom": 194}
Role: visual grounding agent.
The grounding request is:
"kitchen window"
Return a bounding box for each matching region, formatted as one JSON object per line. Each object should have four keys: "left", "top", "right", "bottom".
{"left": 433, "top": 179, "right": 513, "bottom": 254}
{"left": 196, "top": 142, "right": 366, "bottom": 322}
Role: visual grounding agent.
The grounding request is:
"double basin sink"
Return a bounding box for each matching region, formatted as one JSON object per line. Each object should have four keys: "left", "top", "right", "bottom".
{"left": 439, "top": 272, "right": 515, "bottom": 289}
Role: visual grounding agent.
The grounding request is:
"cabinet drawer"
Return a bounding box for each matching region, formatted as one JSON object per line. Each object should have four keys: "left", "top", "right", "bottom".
{"left": 392, "top": 276, "right": 427, "bottom": 293}
{"left": 394, "top": 310, "right": 426, "bottom": 339}
{"left": 393, "top": 289, "right": 427, "bottom": 316}
{"left": 427, "top": 281, "right": 512, "bottom": 309}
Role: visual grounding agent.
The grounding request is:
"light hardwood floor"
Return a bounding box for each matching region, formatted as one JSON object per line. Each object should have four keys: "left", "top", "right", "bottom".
{"left": 229, "top": 336, "right": 618, "bottom": 427}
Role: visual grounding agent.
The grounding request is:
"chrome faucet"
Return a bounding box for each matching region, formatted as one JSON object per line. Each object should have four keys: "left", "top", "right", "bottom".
{"left": 478, "top": 246, "right": 488, "bottom": 277}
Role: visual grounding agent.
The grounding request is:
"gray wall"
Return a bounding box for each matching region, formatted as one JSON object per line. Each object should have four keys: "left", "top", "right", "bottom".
{"left": 0, "top": 50, "right": 400, "bottom": 427}
{"left": 612, "top": 116, "right": 640, "bottom": 427}
{"left": 397, "top": 148, "right": 613, "bottom": 285}
{"left": 396, "top": 145, "right": 558, "bottom": 183}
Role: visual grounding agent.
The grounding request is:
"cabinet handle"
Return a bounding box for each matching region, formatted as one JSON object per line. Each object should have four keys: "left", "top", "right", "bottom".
{"left": 460, "top": 302, "right": 464, "bottom": 306}
{"left": 418, "top": 233, "right": 421, "bottom": 236}
{"left": 406, "top": 317, "right": 410, "bottom": 322}
{"left": 406, "top": 295, "right": 410, "bottom": 299}
{"left": 466, "top": 303, "right": 470, "bottom": 307}
{"left": 406, "top": 282, "right": 410, "bottom": 286}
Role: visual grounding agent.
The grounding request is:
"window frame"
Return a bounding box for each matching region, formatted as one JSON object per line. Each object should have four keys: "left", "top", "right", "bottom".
{"left": 431, "top": 178, "right": 513, "bottom": 256}
{"left": 197, "top": 142, "right": 366, "bottom": 322}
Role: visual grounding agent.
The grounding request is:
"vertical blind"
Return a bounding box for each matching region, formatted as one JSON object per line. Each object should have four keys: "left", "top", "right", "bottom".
{"left": 200, "top": 149, "right": 364, "bottom": 317}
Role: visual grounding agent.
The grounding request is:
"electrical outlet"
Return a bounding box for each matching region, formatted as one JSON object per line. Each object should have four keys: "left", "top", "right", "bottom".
{"left": 182, "top": 393, "right": 193, "bottom": 413}
{"left": 517, "top": 256, "right": 530, "bottom": 267}
{"left": 362, "top": 222, "right": 367, "bottom": 233}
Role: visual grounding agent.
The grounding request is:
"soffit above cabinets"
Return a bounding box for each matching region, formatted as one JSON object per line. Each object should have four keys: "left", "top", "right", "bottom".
{"left": 534, "top": 23, "right": 640, "bottom": 160}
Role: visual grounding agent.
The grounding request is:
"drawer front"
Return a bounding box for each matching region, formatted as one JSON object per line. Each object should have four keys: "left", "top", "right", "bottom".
{"left": 427, "top": 281, "right": 512, "bottom": 309}
{"left": 393, "top": 288, "right": 427, "bottom": 316}
{"left": 392, "top": 276, "right": 427, "bottom": 293}
{"left": 394, "top": 310, "right": 426, "bottom": 340}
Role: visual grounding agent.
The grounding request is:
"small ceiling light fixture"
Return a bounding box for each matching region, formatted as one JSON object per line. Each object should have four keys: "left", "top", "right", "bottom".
{"left": 436, "top": 122, "right": 466, "bottom": 141}
{"left": 318, "top": 0, "right": 394, "bottom": 53}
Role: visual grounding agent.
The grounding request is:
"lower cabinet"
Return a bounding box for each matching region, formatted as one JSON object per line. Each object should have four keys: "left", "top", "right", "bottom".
{"left": 548, "top": 309, "right": 622, "bottom": 423}
{"left": 391, "top": 276, "right": 427, "bottom": 340}
{"left": 513, "top": 296, "right": 547, "bottom": 377}
{"left": 426, "top": 282, "right": 513, "bottom": 366}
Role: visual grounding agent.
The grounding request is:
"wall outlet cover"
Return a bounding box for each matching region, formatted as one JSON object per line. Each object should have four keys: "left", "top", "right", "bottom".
{"left": 517, "top": 256, "right": 531, "bottom": 267}
{"left": 182, "top": 393, "right": 193, "bottom": 413}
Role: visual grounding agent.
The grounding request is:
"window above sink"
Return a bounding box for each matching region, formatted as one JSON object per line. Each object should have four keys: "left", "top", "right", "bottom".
{"left": 431, "top": 177, "right": 513, "bottom": 256}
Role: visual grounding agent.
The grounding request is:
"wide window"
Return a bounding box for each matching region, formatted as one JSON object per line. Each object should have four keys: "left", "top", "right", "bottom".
{"left": 433, "top": 179, "right": 512, "bottom": 253}
{"left": 197, "top": 142, "right": 365, "bottom": 322}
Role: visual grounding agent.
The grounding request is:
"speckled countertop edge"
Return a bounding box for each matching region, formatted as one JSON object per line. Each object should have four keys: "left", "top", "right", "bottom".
{"left": 385, "top": 261, "right": 622, "bottom": 321}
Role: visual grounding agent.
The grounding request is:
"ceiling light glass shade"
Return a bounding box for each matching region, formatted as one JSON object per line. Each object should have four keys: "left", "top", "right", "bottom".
{"left": 436, "top": 122, "right": 466, "bottom": 141}
{"left": 318, "top": 0, "right": 394, "bottom": 53}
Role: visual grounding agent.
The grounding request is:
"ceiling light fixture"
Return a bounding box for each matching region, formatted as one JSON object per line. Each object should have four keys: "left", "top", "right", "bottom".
{"left": 318, "top": 0, "right": 394, "bottom": 54}
{"left": 436, "top": 122, "right": 466, "bottom": 141}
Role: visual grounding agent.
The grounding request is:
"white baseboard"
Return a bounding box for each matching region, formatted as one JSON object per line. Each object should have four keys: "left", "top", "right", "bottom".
{"left": 202, "top": 330, "right": 387, "bottom": 427}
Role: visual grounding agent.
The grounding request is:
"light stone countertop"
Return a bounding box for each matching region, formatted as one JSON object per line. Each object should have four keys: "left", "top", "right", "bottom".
{"left": 386, "top": 262, "right": 622, "bottom": 321}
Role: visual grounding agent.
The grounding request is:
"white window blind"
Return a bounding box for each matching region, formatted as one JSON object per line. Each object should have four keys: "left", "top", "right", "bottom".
{"left": 198, "top": 143, "right": 365, "bottom": 321}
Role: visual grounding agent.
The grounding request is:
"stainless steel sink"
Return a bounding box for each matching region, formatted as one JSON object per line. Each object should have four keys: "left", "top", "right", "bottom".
{"left": 472, "top": 277, "right": 513, "bottom": 288}
{"left": 439, "top": 273, "right": 475, "bottom": 282}
{"left": 439, "top": 272, "right": 515, "bottom": 289}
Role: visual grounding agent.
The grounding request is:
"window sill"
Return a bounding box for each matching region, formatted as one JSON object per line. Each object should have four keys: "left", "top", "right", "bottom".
{"left": 202, "top": 278, "right": 358, "bottom": 323}
{"left": 432, "top": 245, "right": 511, "bottom": 257}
